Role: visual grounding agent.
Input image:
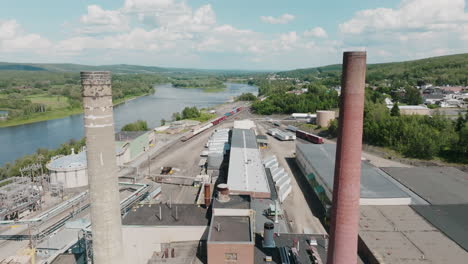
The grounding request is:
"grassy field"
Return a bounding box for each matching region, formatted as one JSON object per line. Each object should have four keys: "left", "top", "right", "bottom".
{"left": 188, "top": 112, "right": 217, "bottom": 123}
{"left": 28, "top": 94, "right": 69, "bottom": 109}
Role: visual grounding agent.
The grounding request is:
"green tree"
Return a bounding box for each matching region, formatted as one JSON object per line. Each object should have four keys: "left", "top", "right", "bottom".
{"left": 121, "top": 120, "right": 149, "bottom": 131}
{"left": 390, "top": 102, "right": 400, "bottom": 117}
{"left": 327, "top": 119, "right": 339, "bottom": 137}
{"left": 404, "top": 87, "right": 422, "bottom": 105}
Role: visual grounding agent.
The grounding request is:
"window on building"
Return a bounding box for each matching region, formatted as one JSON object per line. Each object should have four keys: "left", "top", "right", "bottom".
{"left": 225, "top": 253, "right": 238, "bottom": 261}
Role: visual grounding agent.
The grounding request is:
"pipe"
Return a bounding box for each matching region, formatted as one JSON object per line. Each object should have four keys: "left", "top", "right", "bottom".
{"left": 327, "top": 52, "right": 366, "bottom": 264}
{"left": 204, "top": 183, "right": 211, "bottom": 207}
{"left": 81, "top": 71, "right": 124, "bottom": 264}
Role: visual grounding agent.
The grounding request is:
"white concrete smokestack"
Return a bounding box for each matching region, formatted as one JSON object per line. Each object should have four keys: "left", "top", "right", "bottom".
{"left": 81, "top": 71, "right": 124, "bottom": 264}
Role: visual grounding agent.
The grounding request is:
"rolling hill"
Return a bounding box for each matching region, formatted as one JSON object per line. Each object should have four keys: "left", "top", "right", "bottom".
{"left": 278, "top": 53, "right": 468, "bottom": 86}
{"left": 0, "top": 62, "right": 258, "bottom": 75}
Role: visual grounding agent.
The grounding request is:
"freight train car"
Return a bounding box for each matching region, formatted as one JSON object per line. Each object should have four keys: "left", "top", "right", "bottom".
{"left": 211, "top": 116, "right": 227, "bottom": 125}
{"left": 296, "top": 130, "right": 324, "bottom": 144}
{"left": 182, "top": 106, "right": 244, "bottom": 142}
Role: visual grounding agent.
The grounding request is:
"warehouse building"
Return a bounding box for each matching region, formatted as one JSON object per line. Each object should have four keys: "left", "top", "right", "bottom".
{"left": 295, "top": 143, "right": 413, "bottom": 206}
{"left": 386, "top": 105, "right": 430, "bottom": 115}
{"left": 227, "top": 129, "right": 270, "bottom": 198}
{"left": 380, "top": 167, "right": 468, "bottom": 252}
{"left": 121, "top": 204, "right": 210, "bottom": 264}
{"left": 115, "top": 131, "right": 155, "bottom": 162}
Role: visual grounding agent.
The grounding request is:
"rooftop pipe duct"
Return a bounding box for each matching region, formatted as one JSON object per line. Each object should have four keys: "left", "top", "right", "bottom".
{"left": 326, "top": 52, "right": 366, "bottom": 264}
{"left": 81, "top": 71, "right": 124, "bottom": 264}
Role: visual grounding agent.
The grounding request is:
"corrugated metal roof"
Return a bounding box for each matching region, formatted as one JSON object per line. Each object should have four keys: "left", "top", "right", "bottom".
{"left": 231, "top": 128, "right": 258, "bottom": 149}
{"left": 227, "top": 129, "right": 269, "bottom": 194}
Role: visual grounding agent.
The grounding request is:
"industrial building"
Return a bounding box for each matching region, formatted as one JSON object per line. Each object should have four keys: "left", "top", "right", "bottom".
{"left": 115, "top": 130, "right": 155, "bottom": 162}
{"left": 386, "top": 105, "right": 431, "bottom": 115}
{"left": 227, "top": 129, "right": 270, "bottom": 198}
{"left": 267, "top": 128, "right": 296, "bottom": 141}
{"left": 206, "top": 128, "right": 230, "bottom": 172}
{"left": 296, "top": 143, "right": 413, "bottom": 207}
{"left": 121, "top": 204, "right": 210, "bottom": 264}
{"left": 380, "top": 167, "right": 468, "bottom": 252}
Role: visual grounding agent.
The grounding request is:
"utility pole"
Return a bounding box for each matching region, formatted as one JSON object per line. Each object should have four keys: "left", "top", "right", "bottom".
{"left": 148, "top": 154, "right": 151, "bottom": 178}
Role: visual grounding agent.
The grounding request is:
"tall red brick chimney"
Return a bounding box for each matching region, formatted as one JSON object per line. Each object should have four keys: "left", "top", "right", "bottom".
{"left": 327, "top": 52, "right": 366, "bottom": 264}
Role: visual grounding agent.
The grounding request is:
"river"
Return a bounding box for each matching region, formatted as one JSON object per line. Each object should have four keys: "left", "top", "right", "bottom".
{"left": 0, "top": 83, "right": 257, "bottom": 166}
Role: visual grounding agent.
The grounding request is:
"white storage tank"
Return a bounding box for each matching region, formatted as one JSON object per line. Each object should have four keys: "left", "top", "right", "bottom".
{"left": 47, "top": 150, "right": 88, "bottom": 189}
{"left": 316, "top": 110, "right": 335, "bottom": 128}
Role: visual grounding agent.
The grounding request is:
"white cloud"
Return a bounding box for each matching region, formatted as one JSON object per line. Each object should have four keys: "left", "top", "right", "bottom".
{"left": 304, "top": 27, "right": 327, "bottom": 38}
{"left": 80, "top": 5, "right": 129, "bottom": 34}
{"left": 0, "top": 20, "right": 51, "bottom": 52}
{"left": 260, "top": 13, "right": 295, "bottom": 24}
{"left": 338, "top": 0, "right": 468, "bottom": 63}
{"left": 340, "top": 0, "right": 468, "bottom": 34}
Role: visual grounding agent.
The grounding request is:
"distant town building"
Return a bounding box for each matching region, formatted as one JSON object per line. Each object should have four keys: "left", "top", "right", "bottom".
{"left": 386, "top": 105, "right": 431, "bottom": 115}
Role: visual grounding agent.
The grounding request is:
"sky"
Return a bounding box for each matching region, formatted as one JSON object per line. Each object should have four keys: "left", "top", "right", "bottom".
{"left": 1, "top": 0, "right": 468, "bottom": 70}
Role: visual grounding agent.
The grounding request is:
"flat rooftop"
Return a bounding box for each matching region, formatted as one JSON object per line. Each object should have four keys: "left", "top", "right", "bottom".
{"left": 381, "top": 167, "right": 468, "bottom": 204}
{"left": 231, "top": 128, "right": 257, "bottom": 149}
{"left": 412, "top": 204, "right": 468, "bottom": 251}
{"left": 297, "top": 143, "right": 411, "bottom": 202}
{"left": 359, "top": 205, "right": 468, "bottom": 263}
{"left": 115, "top": 131, "right": 148, "bottom": 141}
{"left": 254, "top": 233, "right": 328, "bottom": 264}
{"left": 209, "top": 216, "right": 252, "bottom": 242}
{"left": 212, "top": 194, "right": 251, "bottom": 209}
{"left": 227, "top": 129, "right": 270, "bottom": 195}
{"left": 122, "top": 204, "right": 209, "bottom": 226}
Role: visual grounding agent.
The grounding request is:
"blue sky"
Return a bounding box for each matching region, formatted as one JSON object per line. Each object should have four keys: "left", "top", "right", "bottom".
{"left": 1, "top": 0, "right": 467, "bottom": 70}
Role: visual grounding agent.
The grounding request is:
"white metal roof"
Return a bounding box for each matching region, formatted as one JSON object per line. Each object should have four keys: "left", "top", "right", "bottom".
{"left": 227, "top": 129, "right": 270, "bottom": 195}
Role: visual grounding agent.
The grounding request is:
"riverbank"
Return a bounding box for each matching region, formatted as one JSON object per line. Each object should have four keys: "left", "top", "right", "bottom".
{"left": 0, "top": 93, "right": 151, "bottom": 128}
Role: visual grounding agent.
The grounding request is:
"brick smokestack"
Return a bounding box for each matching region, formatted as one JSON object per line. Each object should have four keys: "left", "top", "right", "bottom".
{"left": 327, "top": 52, "right": 366, "bottom": 264}
{"left": 81, "top": 71, "right": 124, "bottom": 264}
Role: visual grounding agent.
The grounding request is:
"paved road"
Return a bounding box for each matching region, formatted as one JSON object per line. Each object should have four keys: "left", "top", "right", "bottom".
{"left": 257, "top": 121, "right": 327, "bottom": 235}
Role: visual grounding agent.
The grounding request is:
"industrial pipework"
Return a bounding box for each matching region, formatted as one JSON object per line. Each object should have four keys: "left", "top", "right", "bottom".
{"left": 326, "top": 52, "right": 366, "bottom": 264}
{"left": 81, "top": 71, "right": 124, "bottom": 264}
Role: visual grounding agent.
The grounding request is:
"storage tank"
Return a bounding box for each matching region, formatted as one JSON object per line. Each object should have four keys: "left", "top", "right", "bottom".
{"left": 47, "top": 151, "right": 88, "bottom": 189}
{"left": 317, "top": 110, "right": 335, "bottom": 128}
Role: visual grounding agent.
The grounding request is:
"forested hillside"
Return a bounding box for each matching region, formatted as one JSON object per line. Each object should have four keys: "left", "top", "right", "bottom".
{"left": 278, "top": 53, "right": 468, "bottom": 87}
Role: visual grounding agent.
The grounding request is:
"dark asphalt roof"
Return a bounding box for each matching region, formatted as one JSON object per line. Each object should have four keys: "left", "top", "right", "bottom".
{"left": 412, "top": 204, "right": 468, "bottom": 252}
{"left": 254, "top": 233, "right": 328, "bottom": 264}
{"left": 213, "top": 194, "right": 251, "bottom": 209}
{"left": 209, "top": 216, "right": 252, "bottom": 242}
{"left": 231, "top": 128, "right": 258, "bottom": 149}
{"left": 381, "top": 167, "right": 468, "bottom": 204}
{"left": 122, "top": 204, "right": 210, "bottom": 226}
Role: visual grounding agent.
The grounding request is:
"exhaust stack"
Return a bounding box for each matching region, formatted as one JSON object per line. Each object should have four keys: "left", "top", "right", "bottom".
{"left": 204, "top": 183, "right": 211, "bottom": 207}
{"left": 81, "top": 71, "right": 124, "bottom": 264}
{"left": 327, "top": 52, "right": 366, "bottom": 264}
